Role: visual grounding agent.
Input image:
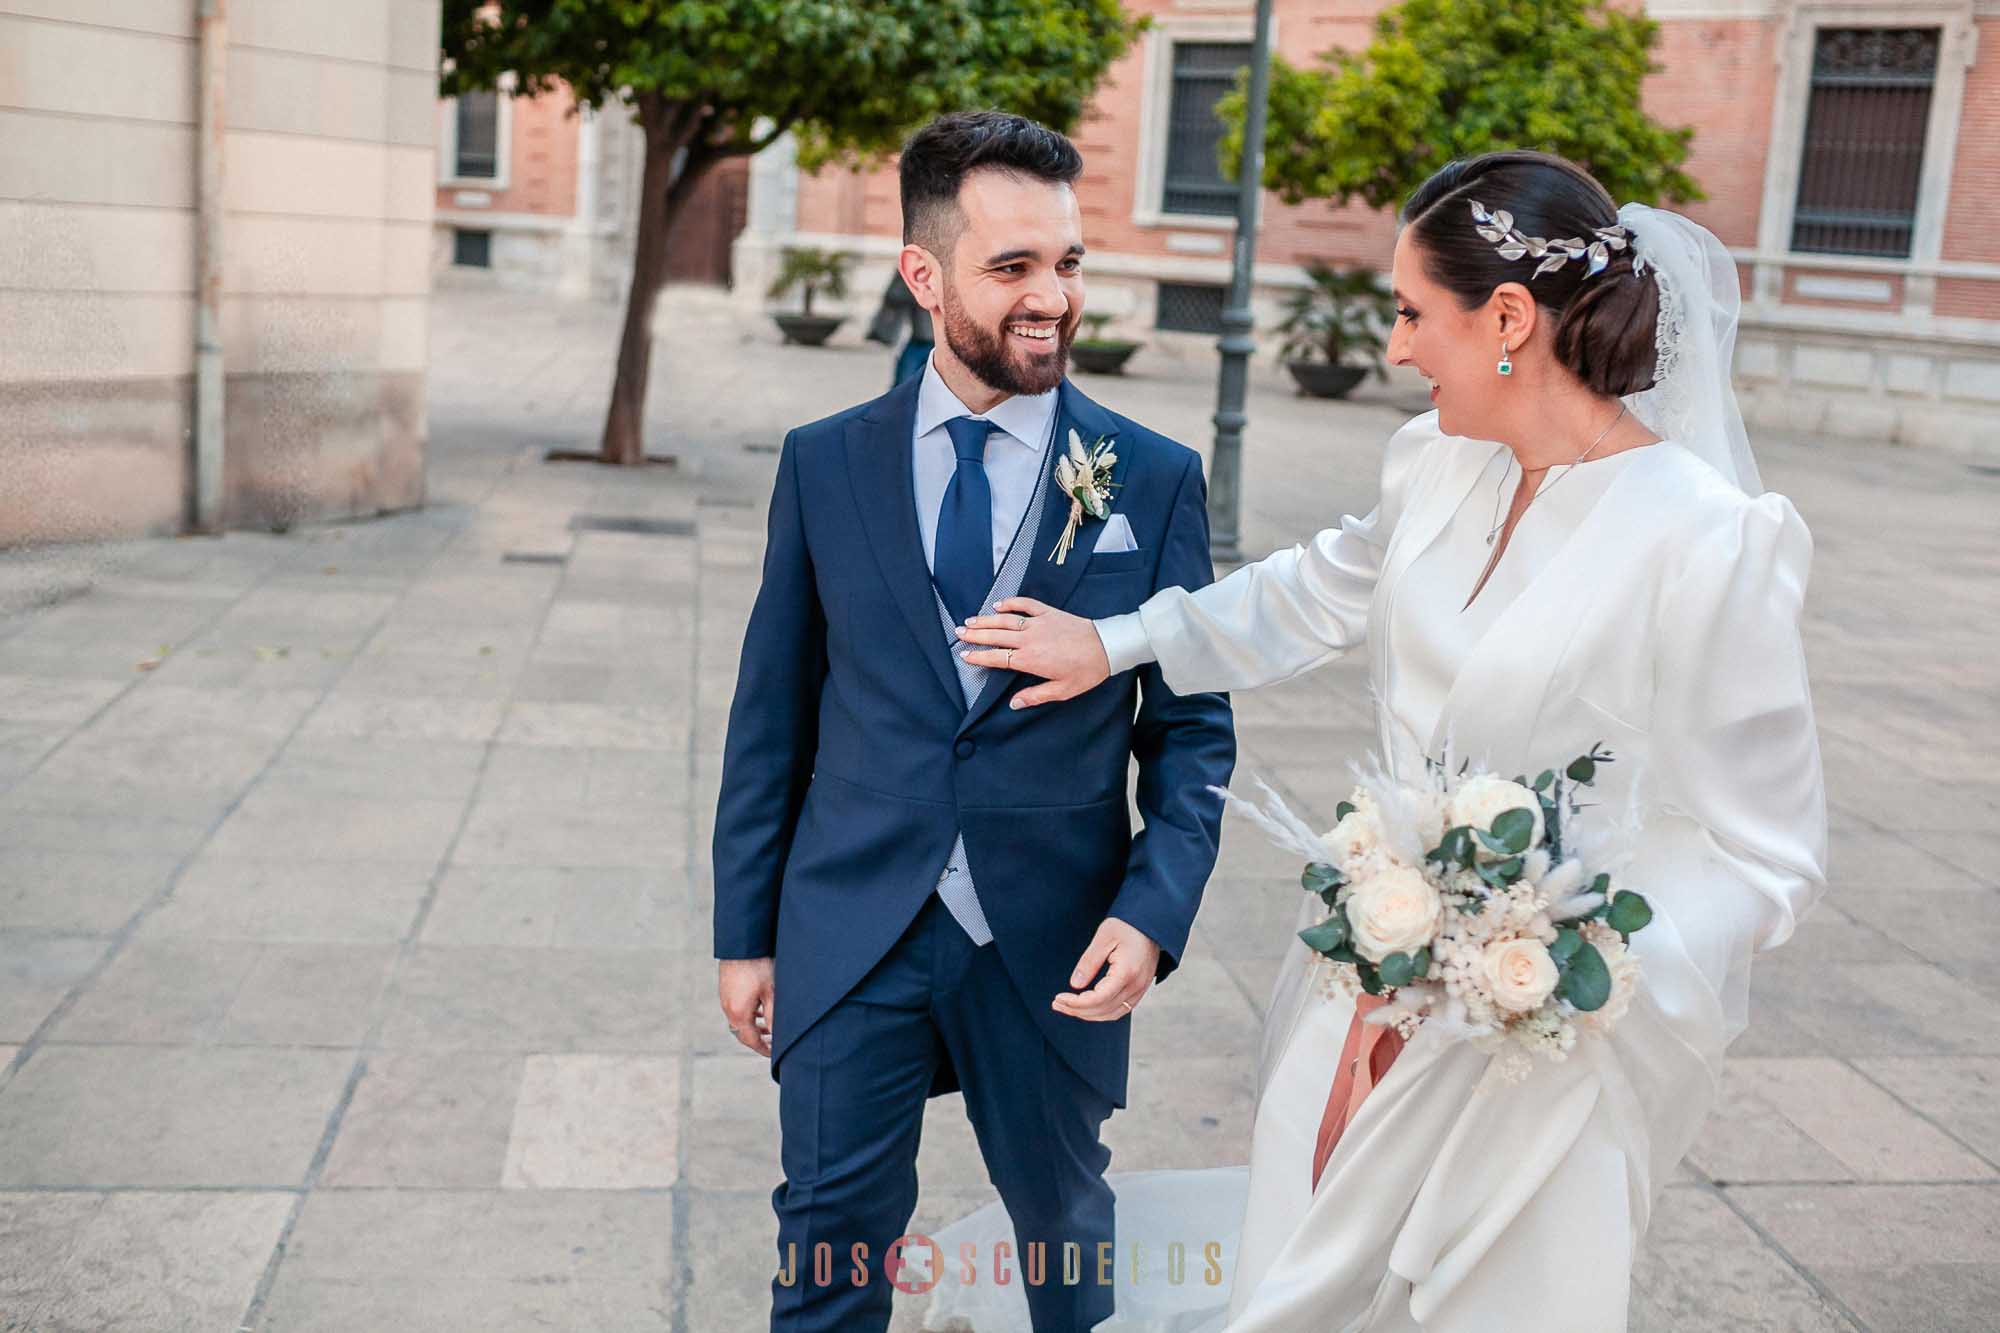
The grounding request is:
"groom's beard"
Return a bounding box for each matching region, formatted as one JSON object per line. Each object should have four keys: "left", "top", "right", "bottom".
{"left": 939, "top": 281, "right": 1075, "bottom": 397}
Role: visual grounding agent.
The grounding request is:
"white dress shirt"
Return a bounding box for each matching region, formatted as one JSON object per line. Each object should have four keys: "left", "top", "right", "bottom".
{"left": 912, "top": 350, "right": 1059, "bottom": 574}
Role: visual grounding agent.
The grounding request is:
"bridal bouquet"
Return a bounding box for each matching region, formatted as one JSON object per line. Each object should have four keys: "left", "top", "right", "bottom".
{"left": 1219, "top": 747, "right": 1654, "bottom": 1077}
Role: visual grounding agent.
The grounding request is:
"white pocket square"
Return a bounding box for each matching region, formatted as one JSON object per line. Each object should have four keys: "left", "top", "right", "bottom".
{"left": 1095, "top": 512, "right": 1139, "bottom": 554}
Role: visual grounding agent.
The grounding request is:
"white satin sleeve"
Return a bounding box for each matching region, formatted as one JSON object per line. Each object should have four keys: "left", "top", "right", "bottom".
{"left": 1096, "top": 412, "right": 1444, "bottom": 696}
{"left": 1651, "top": 489, "right": 1828, "bottom": 953}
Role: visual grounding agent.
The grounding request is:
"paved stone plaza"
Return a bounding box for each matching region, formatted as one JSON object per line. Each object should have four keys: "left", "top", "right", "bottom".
{"left": 1, "top": 286, "right": 1996, "bottom": 1331}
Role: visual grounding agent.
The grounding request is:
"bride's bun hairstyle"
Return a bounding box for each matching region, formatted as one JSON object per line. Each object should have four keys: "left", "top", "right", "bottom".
{"left": 1402, "top": 151, "right": 1660, "bottom": 396}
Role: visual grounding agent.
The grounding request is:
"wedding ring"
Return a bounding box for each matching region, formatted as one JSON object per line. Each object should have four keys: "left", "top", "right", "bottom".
{"left": 1006, "top": 649, "right": 1015, "bottom": 669}
{"left": 1015, "top": 615, "right": 1028, "bottom": 630}
{"left": 1119, "top": 999, "right": 1132, "bottom": 1014}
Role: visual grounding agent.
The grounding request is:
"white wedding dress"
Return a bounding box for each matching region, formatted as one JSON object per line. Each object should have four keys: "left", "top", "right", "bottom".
{"left": 923, "top": 207, "right": 1827, "bottom": 1333}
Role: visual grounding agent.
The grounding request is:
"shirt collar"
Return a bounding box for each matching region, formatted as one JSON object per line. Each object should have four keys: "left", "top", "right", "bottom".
{"left": 913, "top": 349, "right": 1059, "bottom": 452}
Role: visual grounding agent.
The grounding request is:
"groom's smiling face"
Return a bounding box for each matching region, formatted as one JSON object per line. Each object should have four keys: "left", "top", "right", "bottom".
{"left": 907, "top": 168, "right": 1085, "bottom": 399}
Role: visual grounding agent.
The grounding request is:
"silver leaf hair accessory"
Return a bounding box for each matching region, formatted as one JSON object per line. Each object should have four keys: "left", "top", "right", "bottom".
{"left": 1470, "top": 200, "right": 1648, "bottom": 280}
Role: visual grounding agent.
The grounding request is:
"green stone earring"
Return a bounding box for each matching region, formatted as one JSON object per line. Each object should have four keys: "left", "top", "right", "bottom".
{"left": 1497, "top": 342, "right": 1513, "bottom": 377}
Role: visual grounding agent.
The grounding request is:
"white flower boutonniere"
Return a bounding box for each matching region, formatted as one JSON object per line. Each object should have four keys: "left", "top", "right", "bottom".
{"left": 1049, "top": 429, "right": 1118, "bottom": 564}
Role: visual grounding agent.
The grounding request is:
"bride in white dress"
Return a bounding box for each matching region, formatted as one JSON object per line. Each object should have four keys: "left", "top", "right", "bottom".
{"left": 932, "top": 151, "right": 1827, "bottom": 1332}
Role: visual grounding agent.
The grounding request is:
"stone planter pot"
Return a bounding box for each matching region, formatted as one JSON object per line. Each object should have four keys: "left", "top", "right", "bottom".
{"left": 1070, "top": 340, "right": 1143, "bottom": 375}
{"left": 1285, "top": 360, "right": 1370, "bottom": 399}
{"left": 773, "top": 314, "right": 845, "bottom": 346}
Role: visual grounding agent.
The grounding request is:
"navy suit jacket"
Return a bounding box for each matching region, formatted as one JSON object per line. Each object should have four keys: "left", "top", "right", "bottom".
{"left": 712, "top": 375, "right": 1235, "bottom": 1109}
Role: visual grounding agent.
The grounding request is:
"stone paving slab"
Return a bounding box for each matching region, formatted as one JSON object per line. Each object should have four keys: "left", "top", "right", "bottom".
{"left": 0, "top": 285, "right": 1994, "bottom": 1329}
{"left": 0, "top": 1190, "right": 296, "bottom": 1332}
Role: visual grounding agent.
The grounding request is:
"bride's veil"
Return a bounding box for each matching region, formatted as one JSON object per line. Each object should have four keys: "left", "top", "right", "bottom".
{"left": 1616, "top": 203, "right": 1762, "bottom": 495}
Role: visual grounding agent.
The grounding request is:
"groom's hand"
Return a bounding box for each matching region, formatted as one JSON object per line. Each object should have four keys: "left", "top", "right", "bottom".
{"left": 1053, "top": 917, "right": 1158, "bottom": 1022}
{"left": 955, "top": 598, "right": 1110, "bottom": 709}
{"left": 718, "top": 958, "right": 776, "bottom": 1058}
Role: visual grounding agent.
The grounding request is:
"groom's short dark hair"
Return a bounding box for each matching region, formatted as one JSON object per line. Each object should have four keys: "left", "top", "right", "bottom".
{"left": 900, "top": 111, "right": 1083, "bottom": 258}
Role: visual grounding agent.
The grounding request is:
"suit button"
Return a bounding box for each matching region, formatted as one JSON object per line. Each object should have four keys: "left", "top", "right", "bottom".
{"left": 954, "top": 739, "right": 977, "bottom": 760}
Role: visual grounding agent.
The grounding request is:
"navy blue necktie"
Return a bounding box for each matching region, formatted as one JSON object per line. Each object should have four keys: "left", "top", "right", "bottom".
{"left": 934, "top": 416, "right": 997, "bottom": 629}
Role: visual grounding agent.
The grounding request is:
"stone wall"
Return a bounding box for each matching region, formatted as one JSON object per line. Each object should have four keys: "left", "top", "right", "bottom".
{"left": 0, "top": 0, "right": 440, "bottom": 545}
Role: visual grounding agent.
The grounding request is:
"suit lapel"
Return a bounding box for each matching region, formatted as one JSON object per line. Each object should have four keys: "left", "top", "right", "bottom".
{"left": 842, "top": 380, "right": 963, "bottom": 708}
{"left": 956, "top": 380, "right": 1128, "bottom": 737}
{"left": 1012, "top": 380, "right": 1125, "bottom": 613}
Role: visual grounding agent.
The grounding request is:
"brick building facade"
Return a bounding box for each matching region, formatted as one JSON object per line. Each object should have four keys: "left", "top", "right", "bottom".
{"left": 432, "top": 87, "right": 748, "bottom": 302}
{"left": 727, "top": 0, "right": 2000, "bottom": 451}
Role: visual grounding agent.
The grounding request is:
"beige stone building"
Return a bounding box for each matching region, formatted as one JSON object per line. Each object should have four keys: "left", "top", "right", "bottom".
{"left": 0, "top": 1, "right": 440, "bottom": 546}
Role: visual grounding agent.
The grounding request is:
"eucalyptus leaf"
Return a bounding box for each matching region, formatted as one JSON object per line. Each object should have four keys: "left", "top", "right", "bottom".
{"left": 1549, "top": 927, "right": 1582, "bottom": 962}
{"left": 1358, "top": 966, "right": 1385, "bottom": 996}
{"left": 1491, "top": 807, "right": 1536, "bottom": 854}
{"left": 1566, "top": 756, "right": 1597, "bottom": 783}
{"left": 1325, "top": 941, "right": 1365, "bottom": 966}
{"left": 1379, "top": 952, "right": 1417, "bottom": 987}
{"left": 1428, "top": 826, "right": 1476, "bottom": 871}
{"left": 1532, "top": 769, "right": 1555, "bottom": 791}
{"left": 1559, "top": 939, "right": 1612, "bottom": 1012}
{"left": 1299, "top": 918, "right": 1348, "bottom": 955}
{"left": 1302, "top": 862, "right": 1343, "bottom": 895}
{"left": 1607, "top": 891, "right": 1653, "bottom": 936}
{"left": 1336, "top": 800, "right": 1357, "bottom": 821}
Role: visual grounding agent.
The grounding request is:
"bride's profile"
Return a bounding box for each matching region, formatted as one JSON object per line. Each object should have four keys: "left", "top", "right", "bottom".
{"left": 933, "top": 150, "right": 1827, "bottom": 1332}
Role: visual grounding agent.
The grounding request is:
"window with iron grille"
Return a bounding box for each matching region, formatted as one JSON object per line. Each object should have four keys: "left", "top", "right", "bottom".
{"left": 454, "top": 91, "right": 500, "bottom": 180}
{"left": 1790, "top": 28, "right": 1939, "bottom": 258}
{"left": 1163, "top": 42, "right": 1251, "bottom": 217}
{"left": 1156, "top": 282, "right": 1227, "bottom": 335}
{"left": 452, "top": 228, "right": 492, "bottom": 268}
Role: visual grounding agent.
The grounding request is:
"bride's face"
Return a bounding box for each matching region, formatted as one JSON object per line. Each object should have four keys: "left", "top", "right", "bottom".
{"left": 1387, "top": 228, "right": 1510, "bottom": 439}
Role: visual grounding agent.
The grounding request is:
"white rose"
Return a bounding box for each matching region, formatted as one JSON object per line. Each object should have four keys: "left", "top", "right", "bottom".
{"left": 1325, "top": 807, "right": 1384, "bottom": 878}
{"left": 1346, "top": 864, "right": 1444, "bottom": 962}
{"left": 1480, "top": 936, "right": 1560, "bottom": 1013}
{"left": 1448, "top": 775, "right": 1545, "bottom": 859}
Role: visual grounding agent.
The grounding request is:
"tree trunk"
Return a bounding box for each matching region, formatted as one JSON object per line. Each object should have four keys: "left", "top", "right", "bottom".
{"left": 600, "top": 135, "right": 674, "bottom": 465}
{"left": 599, "top": 101, "right": 720, "bottom": 466}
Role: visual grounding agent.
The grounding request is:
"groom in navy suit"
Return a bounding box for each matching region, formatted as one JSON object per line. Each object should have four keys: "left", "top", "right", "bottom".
{"left": 713, "top": 112, "right": 1236, "bottom": 1332}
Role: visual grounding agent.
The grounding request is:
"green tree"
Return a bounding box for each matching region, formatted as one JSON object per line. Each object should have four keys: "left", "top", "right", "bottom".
{"left": 1216, "top": 0, "right": 1699, "bottom": 216}
{"left": 443, "top": 0, "right": 1142, "bottom": 465}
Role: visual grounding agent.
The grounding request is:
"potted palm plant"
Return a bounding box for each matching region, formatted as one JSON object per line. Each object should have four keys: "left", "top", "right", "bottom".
{"left": 1277, "top": 262, "right": 1395, "bottom": 399}
{"left": 1069, "top": 312, "right": 1144, "bottom": 375}
{"left": 768, "top": 247, "right": 852, "bottom": 346}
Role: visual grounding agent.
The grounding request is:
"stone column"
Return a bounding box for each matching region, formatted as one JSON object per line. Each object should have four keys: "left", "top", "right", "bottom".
{"left": 557, "top": 105, "right": 601, "bottom": 301}
{"left": 731, "top": 128, "right": 798, "bottom": 310}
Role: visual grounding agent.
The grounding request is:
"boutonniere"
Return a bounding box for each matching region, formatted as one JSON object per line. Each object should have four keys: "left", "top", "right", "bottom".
{"left": 1049, "top": 429, "right": 1118, "bottom": 564}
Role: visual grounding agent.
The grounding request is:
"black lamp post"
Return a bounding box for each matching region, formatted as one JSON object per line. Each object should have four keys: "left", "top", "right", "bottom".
{"left": 1207, "top": 0, "right": 1275, "bottom": 564}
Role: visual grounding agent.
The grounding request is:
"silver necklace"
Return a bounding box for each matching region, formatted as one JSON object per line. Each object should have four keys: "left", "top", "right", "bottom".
{"left": 1484, "top": 404, "right": 1628, "bottom": 546}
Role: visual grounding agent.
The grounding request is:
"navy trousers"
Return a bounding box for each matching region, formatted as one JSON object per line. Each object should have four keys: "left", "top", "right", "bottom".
{"left": 770, "top": 892, "right": 1117, "bottom": 1332}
